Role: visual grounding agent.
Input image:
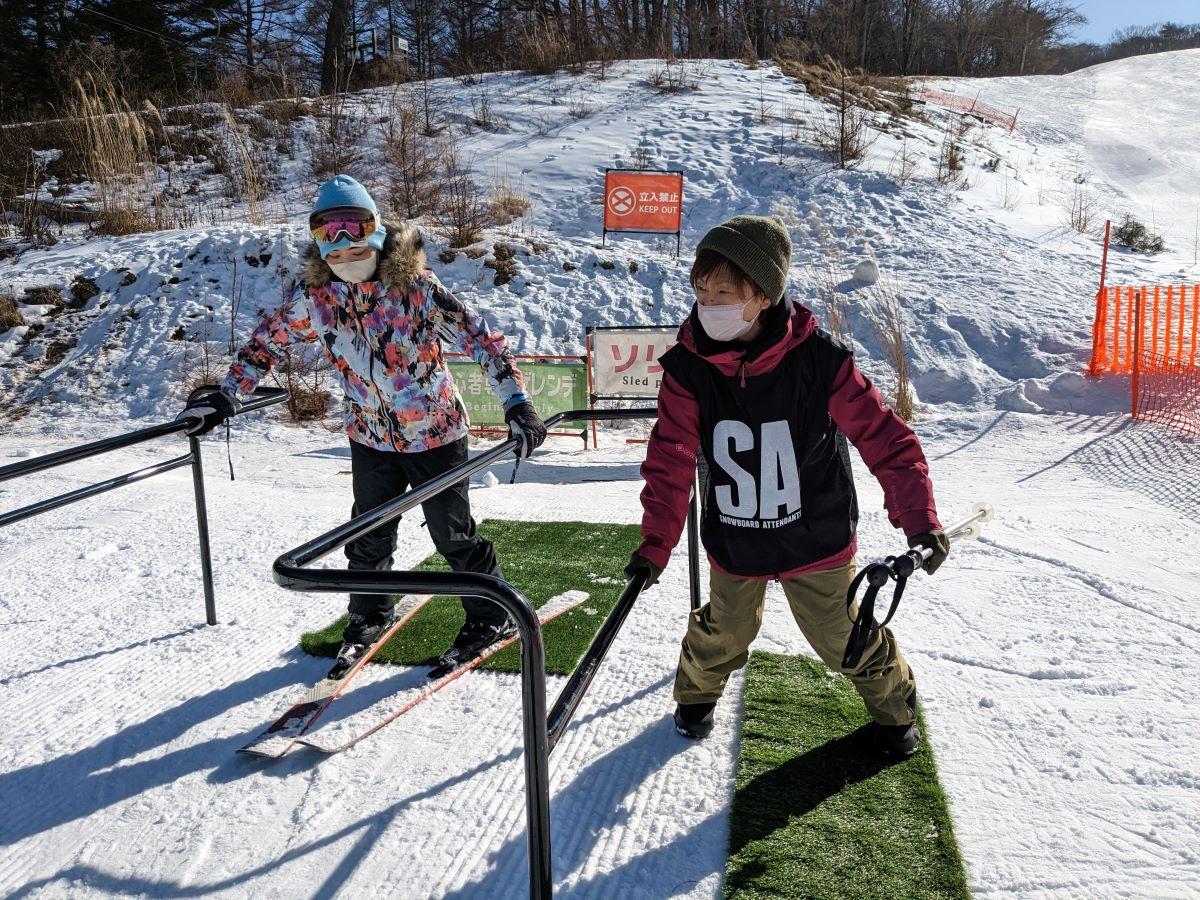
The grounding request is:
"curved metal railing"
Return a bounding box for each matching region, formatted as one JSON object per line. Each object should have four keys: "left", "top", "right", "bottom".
{"left": 271, "top": 407, "right": 689, "bottom": 899}
{"left": 0, "top": 387, "right": 289, "bottom": 624}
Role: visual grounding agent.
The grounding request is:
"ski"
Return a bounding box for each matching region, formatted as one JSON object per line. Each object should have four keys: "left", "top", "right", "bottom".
{"left": 239, "top": 593, "right": 433, "bottom": 758}
{"left": 296, "top": 590, "right": 591, "bottom": 755}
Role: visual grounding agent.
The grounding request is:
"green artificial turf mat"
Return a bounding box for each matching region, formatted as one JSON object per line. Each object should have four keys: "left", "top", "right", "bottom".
{"left": 725, "top": 651, "right": 970, "bottom": 899}
{"left": 300, "top": 519, "right": 641, "bottom": 676}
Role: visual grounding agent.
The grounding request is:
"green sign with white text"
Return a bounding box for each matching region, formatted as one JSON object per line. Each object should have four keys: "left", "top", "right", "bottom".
{"left": 448, "top": 358, "right": 587, "bottom": 432}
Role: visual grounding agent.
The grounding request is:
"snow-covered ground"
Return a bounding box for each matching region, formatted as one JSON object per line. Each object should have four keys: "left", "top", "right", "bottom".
{"left": 2, "top": 53, "right": 1198, "bottom": 898}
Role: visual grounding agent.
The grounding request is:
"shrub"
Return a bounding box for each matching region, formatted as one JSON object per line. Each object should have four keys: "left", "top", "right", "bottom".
{"left": 1113, "top": 214, "right": 1166, "bottom": 253}
{"left": 512, "top": 18, "right": 572, "bottom": 75}
{"left": 437, "top": 144, "right": 494, "bottom": 248}
{"left": 484, "top": 243, "right": 519, "bottom": 285}
{"left": 1063, "top": 180, "right": 1100, "bottom": 235}
{"left": 811, "top": 61, "right": 877, "bottom": 171}
{"left": 0, "top": 295, "right": 23, "bottom": 330}
{"left": 889, "top": 139, "right": 919, "bottom": 186}
{"left": 646, "top": 58, "right": 702, "bottom": 93}
{"left": 936, "top": 125, "right": 966, "bottom": 187}
{"left": 384, "top": 86, "right": 443, "bottom": 219}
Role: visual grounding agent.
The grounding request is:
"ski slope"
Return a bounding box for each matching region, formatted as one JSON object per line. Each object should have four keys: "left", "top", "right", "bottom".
{"left": 2, "top": 53, "right": 1199, "bottom": 898}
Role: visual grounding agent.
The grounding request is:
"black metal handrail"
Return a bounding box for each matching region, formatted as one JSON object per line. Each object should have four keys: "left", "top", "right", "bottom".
{"left": 272, "top": 406, "right": 707, "bottom": 899}
{"left": 0, "top": 386, "right": 289, "bottom": 624}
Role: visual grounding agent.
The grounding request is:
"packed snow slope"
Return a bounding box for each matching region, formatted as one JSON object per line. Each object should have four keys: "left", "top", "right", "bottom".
{"left": 935, "top": 48, "right": 1200, "bottom": 259}
{"left": 1, "top": 54, "right": 1198, "bottom": 898}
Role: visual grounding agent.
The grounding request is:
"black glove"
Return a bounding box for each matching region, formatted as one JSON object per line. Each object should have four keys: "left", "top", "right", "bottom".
{"left": 504, "top": 400, "right": 547, "bottom": 459}
{"left": 908, "top": 529, "right": 950, "bottom": 575}
{"left": 624, "top": 551, "right": 663, "bottom": 587}
{"left": 178, "top": 385, "right": 238, "bottom": 436}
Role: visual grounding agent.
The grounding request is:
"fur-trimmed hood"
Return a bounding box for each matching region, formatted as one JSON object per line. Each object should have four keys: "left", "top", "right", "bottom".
{"left": 299, "top": 219, "right": 427, "bottom": 293}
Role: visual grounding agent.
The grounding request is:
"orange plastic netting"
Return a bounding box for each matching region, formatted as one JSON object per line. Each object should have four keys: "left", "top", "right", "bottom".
{"left": 1089, "top": 286, "right": 1200, "bottom": 375}
{"left": 1090, "top": 286, "right": 1200, "bottom": 438}
{"left": 1133, "top": 352, "right": 1200, "bottom": 438}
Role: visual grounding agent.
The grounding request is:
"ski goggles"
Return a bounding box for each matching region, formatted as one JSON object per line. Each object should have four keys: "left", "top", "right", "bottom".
{"left": 308, "top": 206, "right": 378, "bottom": 244}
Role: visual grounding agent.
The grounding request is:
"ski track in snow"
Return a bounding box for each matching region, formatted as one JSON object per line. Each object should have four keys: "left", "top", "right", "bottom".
{"left": 2, "top": 56, "right": 1200, "bottom": 898}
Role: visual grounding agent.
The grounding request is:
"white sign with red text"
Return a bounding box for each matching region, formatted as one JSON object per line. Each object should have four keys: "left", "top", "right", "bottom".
{"left": 590, "top": 327, "right": 679, "bottom": 398}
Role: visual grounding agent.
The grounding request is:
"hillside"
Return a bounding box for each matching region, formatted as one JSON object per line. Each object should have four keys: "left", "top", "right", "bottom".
{"left": 5, "top": 55, "right": 1194, "bottom": 427}
{"left": 1, "top": 54, "right": 1197, "bottom": 899}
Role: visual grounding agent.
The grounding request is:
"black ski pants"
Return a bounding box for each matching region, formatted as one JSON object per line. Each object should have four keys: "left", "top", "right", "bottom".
{"left": 345, "top": 437, "right": 505, "bottom": 626}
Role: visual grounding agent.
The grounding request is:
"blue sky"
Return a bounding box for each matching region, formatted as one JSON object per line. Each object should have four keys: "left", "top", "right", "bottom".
{"left": 1069, "top": 0, "right": 1200, "bottom": 43}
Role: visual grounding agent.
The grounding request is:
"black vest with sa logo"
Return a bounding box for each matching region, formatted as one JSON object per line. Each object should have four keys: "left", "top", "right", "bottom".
{"left": 659, "top": 328, "right": 858, "bottom": 577}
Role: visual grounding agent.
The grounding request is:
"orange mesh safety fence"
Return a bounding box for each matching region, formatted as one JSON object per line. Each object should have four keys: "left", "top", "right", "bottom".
{"left": 1132, "top": 352, "right": 1200, "bottom": 438}
{"left": 1089, "top": 285, "right": 1200, "bottom": 375}
{"left": 918, "top": 88, "right": 1019, "bottom": 132}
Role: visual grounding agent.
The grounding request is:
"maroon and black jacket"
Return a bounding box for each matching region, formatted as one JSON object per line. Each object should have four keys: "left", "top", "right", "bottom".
{"left": 637, "top": 300, "right": 941, "bottom": 580}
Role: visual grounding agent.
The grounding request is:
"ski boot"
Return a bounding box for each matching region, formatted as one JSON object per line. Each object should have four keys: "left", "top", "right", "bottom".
{"left": 674, "top": 702, "right": 716, "bottom": 739}
{"left": 328, "top": 606, "right": 399, "bottom": 681}
{"left": 429, "top": 616, "right": 518, "bottom": 678}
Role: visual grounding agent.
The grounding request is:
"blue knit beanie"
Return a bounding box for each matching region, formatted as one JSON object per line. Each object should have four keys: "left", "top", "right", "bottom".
{"left": 311, "top": 175, "right": 388, "bottom": 259}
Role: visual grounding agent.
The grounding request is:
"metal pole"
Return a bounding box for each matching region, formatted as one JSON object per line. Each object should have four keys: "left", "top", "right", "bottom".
{"left": 0, "top": 419, "right": 192, "bottom": 482}
{"left": 0, "top": 454, "right": 193, "bottom": 528}
{"left": 189, "top": 436, "right": 218, "bottom": 626}
{"left": 271, "top": 564, "right": 553, "bottom": 898}
{"left": 271, "top": 409, "right": 658, "bottom": 898}
{"left": 686, "top": 471, "right": 700, "bottom": 612}
{"left": 547, "top": 573, "right": 647, "bottom": 751}
{"left": 514, "top": 589, "right": 553, "bottom": 900}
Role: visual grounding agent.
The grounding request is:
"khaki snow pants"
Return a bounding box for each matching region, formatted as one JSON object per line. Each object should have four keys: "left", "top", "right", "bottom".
{"left": 673, "top": 561, "right": 917, "bottom": 726}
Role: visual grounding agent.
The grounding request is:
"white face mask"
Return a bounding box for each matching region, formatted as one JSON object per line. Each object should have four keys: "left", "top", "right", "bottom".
{"left": 329, "top": 254, "right": 378, "bottom": 284}
{"left": 697, "top": 298, "right": 758, "bottom": 341}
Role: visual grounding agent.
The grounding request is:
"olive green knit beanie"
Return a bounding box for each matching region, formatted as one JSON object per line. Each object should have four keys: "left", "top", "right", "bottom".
{"left": 696, "top": 215, "right": 792, "bottom": 303}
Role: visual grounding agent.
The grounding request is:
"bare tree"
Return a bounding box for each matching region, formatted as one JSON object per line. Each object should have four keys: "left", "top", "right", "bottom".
{"left": 321, "top": 0, "right": 353, "bottom": 94}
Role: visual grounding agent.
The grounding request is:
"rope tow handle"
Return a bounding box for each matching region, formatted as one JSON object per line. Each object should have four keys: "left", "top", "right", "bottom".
{"left": 842, "top": 502, "right": 995, "bottom": 670}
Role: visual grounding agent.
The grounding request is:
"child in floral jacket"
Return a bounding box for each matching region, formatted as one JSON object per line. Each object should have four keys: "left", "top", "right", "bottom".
{"left": 181, "top": 175, "right": 547, "bottom": 675}
{"left": 625, "top": 215, "right": 949, "bottom": 757}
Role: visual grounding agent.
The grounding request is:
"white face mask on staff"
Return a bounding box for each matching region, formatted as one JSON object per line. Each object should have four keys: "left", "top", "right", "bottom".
{"left": 696, "top": 297, "right": 759, "bottom": 341}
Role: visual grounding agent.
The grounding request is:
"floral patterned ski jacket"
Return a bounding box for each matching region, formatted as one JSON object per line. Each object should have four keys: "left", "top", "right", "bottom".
{"left": 221, "top": 221, "right": 526, "bottom": 453}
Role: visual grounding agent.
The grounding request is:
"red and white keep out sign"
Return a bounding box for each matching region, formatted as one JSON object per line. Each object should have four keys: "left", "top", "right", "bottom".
{"left": 604, "top": 170, "right": 684, "bottom": 234}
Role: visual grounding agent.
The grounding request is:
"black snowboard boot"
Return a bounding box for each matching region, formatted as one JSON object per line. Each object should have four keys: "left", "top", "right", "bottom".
{"left": 674, "top": 702, "right": 716, "bottom": 739}
{"left": 866, "top": 691, "right": 920, "bottom": 759}
{"left": 328, "top": 606, "right": 399, "bottom": 680}
{"left": 429, "top": 616, "right": 518, "bottom": 678}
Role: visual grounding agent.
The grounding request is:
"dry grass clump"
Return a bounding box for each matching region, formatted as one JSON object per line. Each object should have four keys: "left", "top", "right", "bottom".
{"left": 23, "top": 285, "right": 64, "bottom": 309}
{"left": 779, "top": 57, "right": 906, "bottom": 114}
{"left": 490, "top": 167, "right": 532, "bottom": 226}
{"left": 0, "top": 295, "right": 23, "bottom": 330}
{"left": 217, "top": 108, "right": 266, "bottom": 225}
{"left": 646, "top": 57, "right": 703, "bottom": 93}
{"left": 62, "top": 71, "right": 161, "bottom": 235}
{"left": 802, "top": 214, "right": 854, "bottom": 346}
{"left": 512, "top": 18, "right": 574, "bottom": 75}
{"left": 869, "top": 276, "right": 914, "bottom": 422}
